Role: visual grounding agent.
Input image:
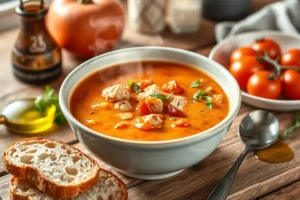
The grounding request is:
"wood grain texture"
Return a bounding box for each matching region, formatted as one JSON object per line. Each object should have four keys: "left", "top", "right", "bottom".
{"left": 261, "top": 180, "right": 300, "bottom": 200}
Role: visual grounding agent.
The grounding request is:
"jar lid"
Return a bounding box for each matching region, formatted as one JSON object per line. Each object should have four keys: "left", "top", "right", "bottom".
{"left": 16, "top": 0, "right": 48, "bottom": 18}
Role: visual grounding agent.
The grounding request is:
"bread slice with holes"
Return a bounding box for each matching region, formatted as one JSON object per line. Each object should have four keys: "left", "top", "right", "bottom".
{"left": 10, "top": 168, "right": 128, "bottom": 200}
{"left": 3, "top": 137, "right": 100, "bottom": 199}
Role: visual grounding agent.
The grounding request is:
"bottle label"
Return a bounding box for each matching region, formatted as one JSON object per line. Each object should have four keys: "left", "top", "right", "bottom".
{"left": 13, "top": 62, "right": 62, "bottom": 84}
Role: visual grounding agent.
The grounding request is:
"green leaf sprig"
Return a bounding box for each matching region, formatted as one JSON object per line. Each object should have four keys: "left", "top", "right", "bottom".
{"left": 280, "top": 114, "right": 300, "bottom": 138}
{"left": 34, "top": 86, "right": 66, "bottom": 125}
{"left": 128, "top": 80, "right": 141, "bottom": 94}
{"left": 193, "top": 90, "right": 213, "bottom": 109}
{"left": 191, "top": 79, "right": 203, "bottom": 88}
{"left": 149, "top": 93, "right": 173, "bottom": 101}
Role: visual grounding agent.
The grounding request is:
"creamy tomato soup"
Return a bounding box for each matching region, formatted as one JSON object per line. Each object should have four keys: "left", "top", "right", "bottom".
{"left": 70, "top": 61, "right": 229, "bottom": 141}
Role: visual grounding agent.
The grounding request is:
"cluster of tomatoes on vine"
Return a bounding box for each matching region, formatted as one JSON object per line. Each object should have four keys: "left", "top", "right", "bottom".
{"left": 229, "top": 38, "right": 300, "bottom": 100}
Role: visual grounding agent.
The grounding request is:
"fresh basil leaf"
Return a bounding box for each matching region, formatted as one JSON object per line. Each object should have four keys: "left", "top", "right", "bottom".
{"left": 281, "top": 116, "right": 300, "bottom": 138}
{"left": 166, "top": 93, "right": 173, "bottom": 100}
{"left": 133, "top": 83, "right": 141, "bottom": 93}
{"left": 149, "top": 94, "right": 169, "bottom": 101}
{"left": 202, "top": 96, "right": 212, "bottom": 101}
{"left": 205, "top": 101, "right": 213, "bottom": 109}
{"left": 193, "top": 90, "right": 213, "bottom": 109}
{"left": 193, "top": 90, "right": 210, "bottom": 101}
{"left": 128, "top": 80, "right": 133, "bottom": 86}
{"left": 191, "top": 79, "right": 203, "bottom": 88}
{"left": 128, "top": 80, "right": 141, "bottom": 93}
{"left": 34, "top": 85, "right": 66, "bottom": 125}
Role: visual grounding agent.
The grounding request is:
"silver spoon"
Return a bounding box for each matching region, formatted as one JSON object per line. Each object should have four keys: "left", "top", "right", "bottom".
{"left": 207, "top": 110, "right": 279, "bottom": 200}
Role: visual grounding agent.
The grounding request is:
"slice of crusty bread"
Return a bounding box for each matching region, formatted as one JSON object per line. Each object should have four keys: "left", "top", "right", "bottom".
{"left": 10, "top": 169, "right": 128, "bottom": 200}
{"left": 3, "top": 137, "right": 100, "bottom": 199}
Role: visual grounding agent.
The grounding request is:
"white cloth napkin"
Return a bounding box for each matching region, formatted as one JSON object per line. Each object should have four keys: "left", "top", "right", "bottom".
{"left": 215, "top": 0, "right": 300, "bottom": 42}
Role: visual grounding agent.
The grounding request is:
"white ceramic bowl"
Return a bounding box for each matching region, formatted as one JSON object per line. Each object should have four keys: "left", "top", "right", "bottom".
{"left": 209, "top": 31, "right": 300, "bottom": 111}
{"left": 60, "top": 47, "right": 241, "bottom": 180}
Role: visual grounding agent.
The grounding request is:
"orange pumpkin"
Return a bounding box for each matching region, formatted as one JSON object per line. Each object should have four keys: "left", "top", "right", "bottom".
{"left": 46, "top": 0, "right": 125, "bottom": 58}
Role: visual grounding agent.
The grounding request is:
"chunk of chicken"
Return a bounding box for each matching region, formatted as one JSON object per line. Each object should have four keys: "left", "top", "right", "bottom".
{"left": 133, "top": 114, "right": 165, "bottom": 130}
{"left": 137, "top": 96, "right": 163, "bottom": 115}
{"left": 213, "top": 94, "right": 223, "bottom": 103}
{"left": 138, "top": 84, "right": 162, "bottom": 100}
{"left": 162, "top": 80, "right": 184, "bottom": 94}
{"left": 102, "top": 84, "right": 130, "bottom": 102}
{"left": 114, "top": 100, "right": 133, "bottom": 111}
{"left": 170, "top": 95, "right": 188, "bottom": 111}
{"left": 139, "top": 79, "right": 154, "bottom": 91}
{"left": 145, "top": 96, "right": 163, "bottom": 113}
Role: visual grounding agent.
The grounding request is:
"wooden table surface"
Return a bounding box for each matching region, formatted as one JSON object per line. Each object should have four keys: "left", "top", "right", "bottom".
{"left": 1, "top": 0, "right": 300, "bottom": 199}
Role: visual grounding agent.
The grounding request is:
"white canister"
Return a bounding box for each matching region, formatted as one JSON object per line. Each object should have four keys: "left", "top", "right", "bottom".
{"left": 128, "top": 0, "right": 166, "bottom": 34}
{"left": 168, "top": 0, "right": 202, "bottom": 34}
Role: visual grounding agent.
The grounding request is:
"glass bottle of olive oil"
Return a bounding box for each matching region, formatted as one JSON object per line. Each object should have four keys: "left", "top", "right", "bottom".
{"left": 12, "top": 0, "right": 62, "bottom": 84}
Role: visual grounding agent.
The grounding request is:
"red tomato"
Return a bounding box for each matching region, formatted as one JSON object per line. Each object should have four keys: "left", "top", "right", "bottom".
{"left": 281, "top": 69, "right": 300, "bottom": 100}
{"left": 280, "top": 49, "right": 300, "bottom": 67}
{"left": 139, "top": 80, "right": 153, "bottom": 91}
{"left": 229, "top": 57, "right": 264, "bottom": 90}
{"left": 230, "top": 47, "right": 257, "bottom": 63}
{"left": 247, "top": 71, "right": 282, "bottom": 99}
{"left": 252, "top": 38, "right": 281, "bottom": 60}
{"left": 47, "top": 0, "right": 125, "bottom": 58}
{"left": 137, "top": 98, "right": 151, "bottom": 115}
{"left": 166, "top": 104, "right": 186, "bottom": 117}
{"left": 162, "top": 80, "right": 184, "bottom": 94}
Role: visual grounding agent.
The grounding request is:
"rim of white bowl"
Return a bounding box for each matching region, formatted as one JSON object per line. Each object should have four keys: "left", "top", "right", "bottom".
{"left": 209, "top": 31, "right": 300, "bottom": 105}
{"left": 60, "top": 47, "right": 241, "bottom": 146}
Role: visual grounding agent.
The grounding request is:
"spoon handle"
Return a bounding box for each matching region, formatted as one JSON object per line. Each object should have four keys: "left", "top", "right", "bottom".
{"left": 207, "top": 145, "right": 252, "bottom": 200}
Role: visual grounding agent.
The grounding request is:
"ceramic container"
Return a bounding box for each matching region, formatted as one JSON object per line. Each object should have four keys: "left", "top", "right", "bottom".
{"left": 209, "top": 31, "right": 300, "bottom": 111}
{"left": 59, "top": 47, "right": 241, "bottom": 180}
{"left": 203, "top": 0, "right": 251, "bottom": 21}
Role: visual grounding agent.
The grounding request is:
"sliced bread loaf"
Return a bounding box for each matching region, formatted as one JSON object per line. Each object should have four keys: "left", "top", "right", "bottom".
{"left": 10, "top": 169, "right": 128, "bottom": 200}
{"left": 3, "top": 137, "right": 100, "bottom": 199}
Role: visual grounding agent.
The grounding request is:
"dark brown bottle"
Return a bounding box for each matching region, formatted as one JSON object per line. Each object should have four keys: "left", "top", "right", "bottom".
{"left": 12, "top": 0, "right": 62, "bottom": 84}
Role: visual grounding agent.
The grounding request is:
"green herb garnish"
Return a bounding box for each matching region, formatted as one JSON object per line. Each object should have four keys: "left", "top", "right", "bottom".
{"left": 34, "top": 85, "right": 66, "bottom": 125}
{"left": 128, "top": 80, "right": 141, "bottom": 93}
{"left": 193, "top": 90, "right": 213, "bottom": 109}
{"left": 193, "top": 90, "right": 210, "bottom": 100}
{"left": 203, "top": 96, "right": 213, "bottom": 109}
{"left": 191, "top": 79, "right": 203, "bottom": 88}
{"left": 149, "top": 93, "right": 173, "bottom": 101}
{"left": 280, "top": 114, "right": 300, "bottom": 138}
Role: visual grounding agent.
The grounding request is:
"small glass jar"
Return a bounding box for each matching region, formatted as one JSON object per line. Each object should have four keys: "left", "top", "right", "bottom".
{"left": 128, "top": 0, "right": 166, "bottom": 34}
{"left": 168, "top": 0, "right": 202, "bottom": 34}
{"left": 12, "top": 0, "right": 62, "bottom": 84}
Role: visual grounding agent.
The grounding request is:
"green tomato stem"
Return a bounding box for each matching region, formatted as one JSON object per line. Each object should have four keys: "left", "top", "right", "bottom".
{"left": 257, "top": 53, "right": 282, "bottom": 78}
{"left": 281, "top": 66, "right": 300, "bottom": 72}
{"left": 257, "top": 53, "right": 300, "bottom": 77}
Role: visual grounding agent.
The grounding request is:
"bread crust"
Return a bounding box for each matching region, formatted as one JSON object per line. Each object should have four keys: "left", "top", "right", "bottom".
{"left": 10, "top": 169, "right": 128, "bottom": 200}
{"left": 99, "top": 168, "right": 128, "bottom": 200}
{"left": 10, "top": 177, "right": 30, "bottom": 200}
{"left": 3, "top": 137, "right": 100, "bottom": 199}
